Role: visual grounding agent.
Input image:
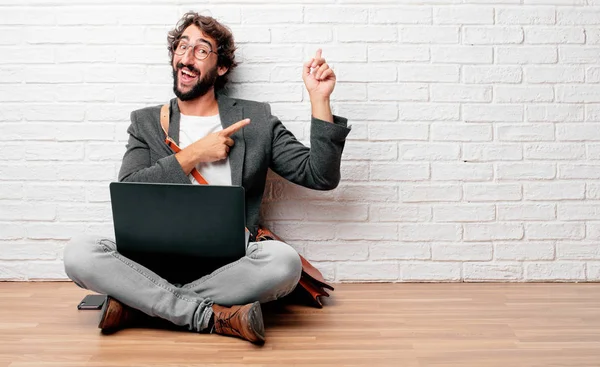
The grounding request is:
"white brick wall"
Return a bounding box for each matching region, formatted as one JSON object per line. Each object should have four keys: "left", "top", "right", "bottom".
{"left": 2, "top": 1, "right": 600, "bottom": 283}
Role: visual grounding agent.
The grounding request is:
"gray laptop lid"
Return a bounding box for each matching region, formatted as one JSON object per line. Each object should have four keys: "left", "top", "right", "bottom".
{"left": 109, "top": 182, "right": 246, "bottom": 260}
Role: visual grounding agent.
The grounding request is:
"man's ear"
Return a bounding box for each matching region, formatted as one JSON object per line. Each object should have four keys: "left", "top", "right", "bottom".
{"left": 218, "top": 66, "right": 228, "bottom": 76}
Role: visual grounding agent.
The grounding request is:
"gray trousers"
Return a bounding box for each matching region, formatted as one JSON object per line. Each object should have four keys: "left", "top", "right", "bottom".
{"left": 63, "top": 236, "right": 302, "bottom": 332}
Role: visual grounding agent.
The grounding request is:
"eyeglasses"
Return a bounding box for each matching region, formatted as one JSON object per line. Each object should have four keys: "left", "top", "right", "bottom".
{"left": 172, "top": 41, "right": 218, "bottom": 61}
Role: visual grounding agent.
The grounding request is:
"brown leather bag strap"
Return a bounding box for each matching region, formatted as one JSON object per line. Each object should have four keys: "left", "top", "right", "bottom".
{"left": 160, "top": 104, "right": 169, "bottom": 136}
{"left": 160, "top": 104, "right": 208, "bottom": 185}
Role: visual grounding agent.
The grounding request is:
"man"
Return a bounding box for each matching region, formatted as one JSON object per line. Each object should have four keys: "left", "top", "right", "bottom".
{"left": 63, "top": 12, "right": 350, "bottom": 344}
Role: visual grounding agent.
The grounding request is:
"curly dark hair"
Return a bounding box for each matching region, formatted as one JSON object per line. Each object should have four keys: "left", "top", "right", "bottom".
{"left": 167, "top": 12, "right": 237, "bottom": 92}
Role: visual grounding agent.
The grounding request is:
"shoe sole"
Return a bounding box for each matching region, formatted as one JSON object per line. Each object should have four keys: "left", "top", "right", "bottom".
{"left": 98, "top": 296, "right": 117, "bottom": 334}
{"left": 248, "top": 301, "right": 266, "bottom": 344}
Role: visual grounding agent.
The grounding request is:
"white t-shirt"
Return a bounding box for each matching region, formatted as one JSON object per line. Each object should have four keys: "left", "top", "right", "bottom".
{"left": 178, "top": 114, "right": 232, "bottom": 186}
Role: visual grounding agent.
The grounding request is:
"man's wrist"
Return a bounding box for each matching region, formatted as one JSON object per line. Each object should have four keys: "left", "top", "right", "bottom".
{"left": 175, "top": 150, "right": 194, "bottom": 175}
{"left": 309, "top": 96, "right": 330, "bottom": 107}
{"left": 310, "top": 96, "right": 333, "bottom": 123}
{"left": 190, "top": 144, "right": 207, "bottom": 164}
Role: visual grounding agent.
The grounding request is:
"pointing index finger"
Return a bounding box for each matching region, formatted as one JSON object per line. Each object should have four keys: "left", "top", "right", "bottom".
{"left": 221, "top": 118, "right": 250, "bottom": 137}
{"left": 312, "top": 49, "right": 323, "bottom": 68}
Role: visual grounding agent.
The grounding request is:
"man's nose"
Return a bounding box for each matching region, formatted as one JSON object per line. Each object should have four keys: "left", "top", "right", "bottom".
{"left": 181, "top": 47, "right": 195, "bottom": 65}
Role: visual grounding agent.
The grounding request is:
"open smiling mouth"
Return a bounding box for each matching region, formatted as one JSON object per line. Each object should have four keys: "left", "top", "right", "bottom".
{"left": 179, "top": 68, "right": 198, "bottom": 84}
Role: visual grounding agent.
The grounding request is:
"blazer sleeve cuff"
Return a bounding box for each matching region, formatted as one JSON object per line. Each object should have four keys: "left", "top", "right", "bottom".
{"left": 161, "top": 154, "right": 192, "bottom": 183}
{"left": 310, "top": 115, "right": 351, "bottom": 141}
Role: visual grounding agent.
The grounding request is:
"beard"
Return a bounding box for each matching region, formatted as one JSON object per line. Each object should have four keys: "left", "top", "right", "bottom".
{"left": 172, "top": 62, "right": 219, "bottom": 101}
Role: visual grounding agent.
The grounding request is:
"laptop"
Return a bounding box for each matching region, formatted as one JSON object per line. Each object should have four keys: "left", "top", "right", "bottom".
{"left": 109, "top": 182, "right": 248, "bottom": 284}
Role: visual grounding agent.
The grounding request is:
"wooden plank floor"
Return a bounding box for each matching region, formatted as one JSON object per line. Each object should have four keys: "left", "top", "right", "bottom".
{"left": 1, "top": 282, "right": 600, "bottom": 367}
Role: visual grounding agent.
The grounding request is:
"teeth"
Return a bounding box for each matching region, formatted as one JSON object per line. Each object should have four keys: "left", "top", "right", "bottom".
{"left": 182, "top": 69, "right": 197, "bottom": 77}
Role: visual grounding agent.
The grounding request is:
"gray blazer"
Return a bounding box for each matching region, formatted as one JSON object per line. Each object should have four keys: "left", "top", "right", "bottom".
{"left": 118, "top": 94, "right": 351, "bottom": 237}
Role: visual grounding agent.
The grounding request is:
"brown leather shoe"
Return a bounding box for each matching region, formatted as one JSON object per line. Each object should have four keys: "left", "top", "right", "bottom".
{"left": 212, "top": 301, "right": 265, "bottom": 344}
{"left": 98, "top": 296, "right": 144, "bottom": 334}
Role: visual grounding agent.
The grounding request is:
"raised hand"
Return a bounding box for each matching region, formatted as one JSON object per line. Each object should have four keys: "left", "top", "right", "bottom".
{"left": 302, "top": 49, "right": 336, "bottom": 101}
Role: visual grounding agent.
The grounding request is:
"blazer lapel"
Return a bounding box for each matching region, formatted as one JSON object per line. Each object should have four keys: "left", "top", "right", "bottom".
{"left": 169, "top": 98, "right": 181, "bottom": 145}
{"left": 217, "top": 94, "right": 245, "bottom": 186}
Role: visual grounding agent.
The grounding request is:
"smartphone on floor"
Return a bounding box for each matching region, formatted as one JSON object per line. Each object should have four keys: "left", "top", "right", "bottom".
{"left": 77, "top": 294, "right": 106, "bottom": 310}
